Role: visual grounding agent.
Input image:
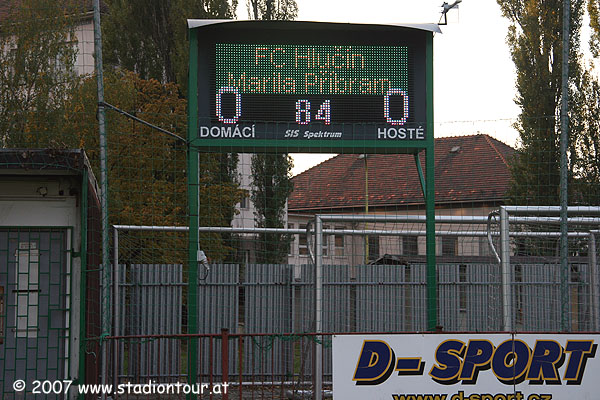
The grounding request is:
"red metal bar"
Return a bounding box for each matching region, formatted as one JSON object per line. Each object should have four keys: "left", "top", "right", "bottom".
{"left": 221, "top": 328, "right": 229, "bottom": 400}
{"left": 106, "top": 330, "right": 487, "bottom": 341}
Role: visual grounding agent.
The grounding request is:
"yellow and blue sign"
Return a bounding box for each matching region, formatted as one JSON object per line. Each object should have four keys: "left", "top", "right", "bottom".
{"left": 333, "top": 334, "right": 599, "bottom": 400}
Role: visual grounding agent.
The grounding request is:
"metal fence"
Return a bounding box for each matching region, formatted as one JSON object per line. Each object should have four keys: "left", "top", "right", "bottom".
{"left": 117, "top": 264, "right": 183, "bottom": 381}
{"left": 113, "top": 260, "right": 599, "bottom": 385}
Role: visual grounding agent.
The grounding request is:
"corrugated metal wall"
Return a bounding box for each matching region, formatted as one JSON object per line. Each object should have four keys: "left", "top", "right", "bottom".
{"left": 198, "top": 263, "right": 239, "bottom": 379}
{"left": 118, "top": 264, "right": 183, "bottom": 380}
{"left": 438, "top": 263, "right": 502, "bottom": 332}
{"left": 117, "top": 262, "right": 598, "bottom": 380}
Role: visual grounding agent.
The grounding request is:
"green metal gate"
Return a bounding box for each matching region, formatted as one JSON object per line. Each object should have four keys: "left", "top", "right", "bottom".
{"left": 0, "top": 228, "right": 71, "bottom": 399}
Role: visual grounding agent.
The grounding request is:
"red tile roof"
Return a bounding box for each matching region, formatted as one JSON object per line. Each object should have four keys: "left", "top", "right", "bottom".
{"left": 288, "top": 134, "right": 515, "bottom": 211}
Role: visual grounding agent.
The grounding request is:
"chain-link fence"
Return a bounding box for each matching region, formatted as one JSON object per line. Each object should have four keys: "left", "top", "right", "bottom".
{"left": 1, "top": 2, "right": 600, "bottom": 399}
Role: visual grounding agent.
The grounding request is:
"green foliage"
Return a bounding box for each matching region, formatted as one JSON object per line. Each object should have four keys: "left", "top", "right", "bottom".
{"left": 498, "top": 0, "right": 600, "bottom": 257}
{"left": 63, "top": 70, "right": 244, "bottom": 263}
{"left": 251, "top": 153, "right": 294, "bottom": 263}
{"left": 247, "top": 0, "right": 298, "bottom": 20}
{"left": 101, "top": 0, "right": 245, "bottom": 262}
{"left": 497, "top": 0, "right": 600, "bottom": 206}
{"left": 246, "top": 0, "right": 297, "bottom": 263}
{"left": 0, "top": 0, "right": 80, "bottom": 147}
{"left": 198, "top": 152, "right": 245, "bottom": 262}
{"left": 569, "top": 67, "right": 600, "bottom": 203}
{"left": 588, "top": 0, "right": 600, "bottom": 56}
{"left": 102, "top": 0, "right": 237, "bottom": 91}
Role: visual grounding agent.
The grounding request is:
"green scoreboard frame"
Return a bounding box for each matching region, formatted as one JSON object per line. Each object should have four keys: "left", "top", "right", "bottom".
{"left": 187, "top": 19, "right": 437, "bottom": 386}
{"left": 188, "top": 20, "right": 436, "bottom": 154}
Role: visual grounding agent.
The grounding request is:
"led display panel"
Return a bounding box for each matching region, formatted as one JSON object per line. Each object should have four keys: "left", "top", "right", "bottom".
{"left": 192, "top": 21, "right": 433, "bottom": 152}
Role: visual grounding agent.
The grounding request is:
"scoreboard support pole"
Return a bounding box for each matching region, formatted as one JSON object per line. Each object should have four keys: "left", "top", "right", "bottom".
{"left": 187, "top": 27, "right": 200, "bottom": 399}
{"left": 425, "top": 31, "right": 437, "bottom": 332}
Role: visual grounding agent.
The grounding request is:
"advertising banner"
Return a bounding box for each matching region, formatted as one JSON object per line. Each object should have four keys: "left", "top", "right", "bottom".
{"left": 333, "top": 334, "right": 599, "bottom": 400}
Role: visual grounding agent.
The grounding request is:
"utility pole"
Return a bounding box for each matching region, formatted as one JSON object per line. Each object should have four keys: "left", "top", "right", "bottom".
{"left": 560, "top": 0, "right": 570, "bottom": 332}
{"left": 92, "top": 0, "right": 111, "bottom": 395}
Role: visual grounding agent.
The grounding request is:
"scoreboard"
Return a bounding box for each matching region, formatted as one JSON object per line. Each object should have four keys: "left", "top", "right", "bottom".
{"left": 190, "top": 20, "right": 435, "bottom": 152}
{"left": 186, "top": 20, "right": 439, "bottom": 342}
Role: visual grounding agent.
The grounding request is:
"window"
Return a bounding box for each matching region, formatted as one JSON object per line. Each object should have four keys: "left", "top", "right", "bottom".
{"left": 288, "top": 223, "right": 295, "bottom": 255}
{"left": 402, "top": 236, "right": 419, "bottom": 256}
{"left": 239, "top": 194, "right": 250, "bottom": 210}
{"left": 441, "top": 236, "right": 458, "bottom": 256}
{"left": 15, "top": 242, "right": 39, "bottom": 338}
{"left": 299, "top": 224, "right": 308, "bottom": 255}
{"left": 479, "top": 237, "right": 492, "bottom": 256}
{"left": 368, "top": 235, "right": 380, "bottom": 262}
{"left": 298, "top": 223, "right": 328, "bottom": 256}
{"left": 334, "top": 227, "right": 345, "bottom": 256}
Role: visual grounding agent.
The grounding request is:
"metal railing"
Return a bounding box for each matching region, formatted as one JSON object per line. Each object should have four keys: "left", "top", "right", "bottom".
{"left": 108, "top": 211, "right": 600, "bottom": 398}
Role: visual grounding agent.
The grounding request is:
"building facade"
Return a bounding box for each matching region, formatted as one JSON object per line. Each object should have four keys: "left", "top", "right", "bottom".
{"left": 287, "top": 134, "right": 515, "bottom": 266}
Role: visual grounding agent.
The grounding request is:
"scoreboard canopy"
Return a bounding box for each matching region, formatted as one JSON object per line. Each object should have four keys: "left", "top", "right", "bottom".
{"left": 188, "top": 20, "right": 436, "bottom": 153}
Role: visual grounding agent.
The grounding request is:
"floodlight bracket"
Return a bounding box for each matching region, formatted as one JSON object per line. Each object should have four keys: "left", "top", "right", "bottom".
{"left": 439, "top": 0, "right": 462, "bottom": 25}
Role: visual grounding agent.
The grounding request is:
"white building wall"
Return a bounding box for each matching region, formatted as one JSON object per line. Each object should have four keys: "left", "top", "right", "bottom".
{"left": 73, "top": 17, "right": 95, "bottom": 76}
{"left": 232, "top": 153, "right": 256, "bottom": 230}
{"left": 288, "top": 205, "right": 500, "bottom": 266}
{"left": 232, "top": 153, "right": 289, "bottom": 229}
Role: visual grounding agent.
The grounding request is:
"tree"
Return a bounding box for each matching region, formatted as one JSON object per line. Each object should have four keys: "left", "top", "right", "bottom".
{"left": 101, "top": 0, "right": 245, "bottom": 261}
{"left": 0, "top": 0, "right": 80, "bottom": 147}
{"left": 102, "top": 0, "right": 236, "bottom": 90}
{"left": 588, "top": 0, "right": 600, "bottom": 55}
{"left": 569, "top": 66, "right": 600, "bottom": 204}
{"left": 497, "top": 0, "right": 590, "bottom": 206}
{"left": 251, "top": 153, "right": 294, "bottom": 263}
{"left": 498, "top": 0, "right": 600, "bottom": 257}
{"left": 246, "top": 0, "right": 297, "bottom": 20}
{"left": 247, "top": 0, "right": 297, "bottom": 263}
{"left": 63, "top": 69, "right": 245, "bottom": 263}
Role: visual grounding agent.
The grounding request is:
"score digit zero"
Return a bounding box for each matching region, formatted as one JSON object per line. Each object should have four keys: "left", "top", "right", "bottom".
{"left": 216, "top": 86, "right": 409, "bottom": 126}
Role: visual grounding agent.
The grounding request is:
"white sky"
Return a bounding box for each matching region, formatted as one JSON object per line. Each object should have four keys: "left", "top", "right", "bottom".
{"left": 238, "top": 0, "right": 521, "bottom": 175}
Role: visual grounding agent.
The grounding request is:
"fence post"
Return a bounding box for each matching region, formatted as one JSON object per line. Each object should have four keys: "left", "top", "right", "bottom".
{"left": 500, "top": 206, "right": 512, "bottom": 331}
{"left": 113, "top": 227, "right": 120, "bottom": 391}
{"left": 314, "top": 217, "right": 323, "bottom": 400}
{"left": 187, "top": 26, "right": 200, "bottom": 399}
{"left": 221, "top": 328, "right": 229, "bottom": 400}
{"left": 589, "top": 232, "right": 598, "bottom": 331}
